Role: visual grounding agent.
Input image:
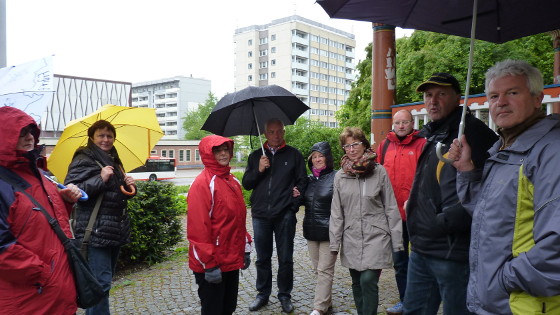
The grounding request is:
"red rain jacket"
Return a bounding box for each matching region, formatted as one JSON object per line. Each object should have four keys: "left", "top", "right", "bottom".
{"left": 0, "top": 106, "right": 77, "bottom": 314}
{"left": 376, "top": 130, "right": 426, "bottom": 221}
{"left": 187, "top": 135, "right": 251, "bottom": 273}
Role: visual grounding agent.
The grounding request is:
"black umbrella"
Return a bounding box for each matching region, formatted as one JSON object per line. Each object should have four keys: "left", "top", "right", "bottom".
{"left": 201, "top": 85, "right": 310, "bottom": 153}
{"left": 317, "top": 0, "right": 560, "bottom": 162}
{"left": 317, "top": 0, "right": 560, "bottom": 44}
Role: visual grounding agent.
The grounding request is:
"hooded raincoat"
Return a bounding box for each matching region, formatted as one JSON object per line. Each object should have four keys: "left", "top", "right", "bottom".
{"left": 329, "top": 162, "right": 403, "bottom": 271}
{"left": 187, "top": 135, "right": 251, "bottom": 273}
{"left": 0, "top": 107, "right": 77, "bottom": 314}
{"left": 458, "top": 115, "right": 560, "bottom": 315}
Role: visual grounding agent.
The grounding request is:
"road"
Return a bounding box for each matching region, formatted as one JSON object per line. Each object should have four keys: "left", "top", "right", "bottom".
{"left": 162, "top": 168, "right": 244, "bottom": 186}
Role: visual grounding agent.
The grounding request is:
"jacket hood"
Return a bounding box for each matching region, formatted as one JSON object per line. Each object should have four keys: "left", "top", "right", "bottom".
{"left": 308, "top": 141, "right": 334, "bottom": 173}
{"left": 0, "top": 106, "right": 41, "bottom": 167}
{"left": 199, "top": 135, "right": 234, "bottom": 176}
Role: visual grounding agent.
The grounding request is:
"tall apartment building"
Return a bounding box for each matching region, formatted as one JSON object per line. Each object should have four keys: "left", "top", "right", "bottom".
{"left": 131, "top": 76, "right": 211, "bottom": 140}
{"left": 234, "top": 15, "right": 356, "bottom": 128}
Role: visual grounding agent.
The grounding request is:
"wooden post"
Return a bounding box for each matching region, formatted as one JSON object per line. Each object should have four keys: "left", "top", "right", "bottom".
{"left": 371, "top": 23, "right": 396, "bottom": 147}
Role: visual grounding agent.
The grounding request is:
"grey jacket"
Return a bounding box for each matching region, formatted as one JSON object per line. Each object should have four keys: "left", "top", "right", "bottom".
{"left": 329, "top": 166, "right": 403, "bottom": 271}
{"left": 457, "top": 115, "right": 560, "bottom": 315}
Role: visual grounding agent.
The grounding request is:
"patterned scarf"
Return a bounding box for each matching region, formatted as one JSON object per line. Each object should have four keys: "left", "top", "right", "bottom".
{"left": 341, "top": 149, "right": 377, "bottom": 178}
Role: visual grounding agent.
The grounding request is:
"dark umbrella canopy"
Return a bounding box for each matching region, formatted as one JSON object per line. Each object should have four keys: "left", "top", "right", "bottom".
{"left": 317, "top": 0, "right": 560, "bottom": 43}
{"left": 201, "top": 85, "right": 310, "bottom": 137}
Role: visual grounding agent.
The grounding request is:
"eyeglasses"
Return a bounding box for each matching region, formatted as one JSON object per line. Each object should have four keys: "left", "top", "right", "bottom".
{"left": 393, "top": 120, "right": 412, "bottom": 126}
{"left": 342, "top": 142, "right": 362, "bottom": 151}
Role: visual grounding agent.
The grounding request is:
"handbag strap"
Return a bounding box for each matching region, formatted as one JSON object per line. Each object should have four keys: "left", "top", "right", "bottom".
{"left": 81, "top": 193, "right": 103, "bottom": 255}
{"left": 0, "top": 167, "right": 71, "bottom": 247}
{"left": 79, "top": 159, "right": 106, "bottom": 254}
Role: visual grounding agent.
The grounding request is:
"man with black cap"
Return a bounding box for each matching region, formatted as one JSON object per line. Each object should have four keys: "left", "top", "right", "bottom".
{"left": 402, "top": 73, "right": 497, "bottom": 314}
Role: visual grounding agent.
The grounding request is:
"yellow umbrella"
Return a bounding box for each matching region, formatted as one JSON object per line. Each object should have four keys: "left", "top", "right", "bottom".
{"left": 48, "top": 104, "right": 164, "bottom": 182}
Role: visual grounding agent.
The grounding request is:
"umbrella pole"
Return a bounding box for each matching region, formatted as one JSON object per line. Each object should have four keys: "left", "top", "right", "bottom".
{"left": 436, "top": 0, "right": 478, "bottom": 163}
{"left": 252, "top": 101, "right": 265, "bottom": 155}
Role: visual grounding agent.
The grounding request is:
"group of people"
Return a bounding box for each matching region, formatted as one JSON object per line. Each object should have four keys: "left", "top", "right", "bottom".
{"left": 0, "top": 108, "right": 136, "bottom": 314}
{"left": 187, "top": 59, "right": 560, "bottom": 315}
{"left": 1, "top": 58, "right": 559, "bottom": 315}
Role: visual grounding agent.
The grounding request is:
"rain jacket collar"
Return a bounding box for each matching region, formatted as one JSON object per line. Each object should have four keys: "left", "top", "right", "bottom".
{"left": 199, "top": 135, "right": 234, "bottom": 177}
{"left": 0, "top": 107, "right": 42, "bottom": 169}
{"left": 387, "top": 129, "right": 422, "bottom": 145}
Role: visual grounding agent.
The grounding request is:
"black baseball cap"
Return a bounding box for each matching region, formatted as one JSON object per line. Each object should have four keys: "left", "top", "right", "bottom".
{"left": 416, "top": 72, "right": 462, "bottom": 94}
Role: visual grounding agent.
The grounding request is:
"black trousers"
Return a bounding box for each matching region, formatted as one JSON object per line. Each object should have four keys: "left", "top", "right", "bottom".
{"left": 194, "top": 269, "right": 240, "bottom": 315}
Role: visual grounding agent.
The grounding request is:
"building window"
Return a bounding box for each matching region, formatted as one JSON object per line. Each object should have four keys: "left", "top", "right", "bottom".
{"left": 271, "top": 34, "right": 276, "bottom": 41}
{"left": 259, "top": 73, "right": 268, "bottom": 80}
{"left": 186, "top": 150, "right": 191, "bottom": 162}
{"left": 151, "top": 150, "right": 157, "bottom": 155}
{"left": 248, "top": 75, "right": 253, "bottom": 81}
{"left": 248, "top": 63, "right": 252, "bottom": 69}
{"left": 259, "top": 37, "right": 268, "bottom": 44}
{"left": 248, "top": 39, "right": 252, "bottom": 46}
{"left": 161, "top": 150, "right": 167, "bottom": 157}
{"left": 271, "top": 59, "right": 276, "bottom": 66}
{"left": 259, "top": 49, "right": 268, "bottom": 56}
{"left": 271, "top": 72, "right": 276, "bottom": 78}
{"left": 179, "top": 150, "right": 184, "bottom": 162}
{"left": 195, "top": 150, "right": 200, "bottom": 161}
{"left": 169, "top": 150, "right": 174, "bottom": 158}
{"left": 248, "top": 51, "right": 252, "bottom": 57}
{"left": 271, "top": 47, "right": 276, "bottom": 53}
{"left": 259, "top": 61, "right": 268, "bottom": 69}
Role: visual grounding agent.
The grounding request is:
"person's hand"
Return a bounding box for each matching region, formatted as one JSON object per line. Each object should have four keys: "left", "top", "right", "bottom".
{"left": 448, "top": 135, "right": 475, "bottom": 172}
{"left": 292, "top": 186, "right": 300, "bottom": 198}
{"left": 243, "top": 253, "right": 251, "bottom": 270}
{"left": 258, "top": 155, "right": 270, "bottom": 173}
{"left": 204, "top": 267, "right": 222, "bottom": 284}
{"left": 59, "top": 183, "right": 82, "bottom": 203}
{"left": 124, "top": 175, "right": 136, "bottom": 187}
{"left": 100, "top": 166, "right": 114, "bottom": 183}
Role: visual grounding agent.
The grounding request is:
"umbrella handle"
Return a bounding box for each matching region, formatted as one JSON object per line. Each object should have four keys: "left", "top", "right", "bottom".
{"left": 120, "top": 184, "right": 136, "bottom": 196}
{"left": 435, "top": 142, "right": 455, "bottom": 164}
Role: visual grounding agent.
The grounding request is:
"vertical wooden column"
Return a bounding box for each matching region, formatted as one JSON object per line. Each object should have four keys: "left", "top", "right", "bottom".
{"left": 371, "top": 23, "right": 396, "bottom": 146}
{"left": 552, "top": 30, "right": 560, "bottom": 113}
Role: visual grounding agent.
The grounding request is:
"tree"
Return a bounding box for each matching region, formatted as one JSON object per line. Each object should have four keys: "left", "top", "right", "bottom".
{"left": 182, "top": 92, "right": 217, "bottom": 140}
{"left": 339, "top": 31, "right": 554, "bottom": 132}
{"left": 284, "top": 117, "right": 344, "bottom": 170}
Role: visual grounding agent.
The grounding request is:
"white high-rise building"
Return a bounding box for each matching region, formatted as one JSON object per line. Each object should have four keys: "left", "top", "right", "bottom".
{"left": 131, "top": 76, "right": 211, "bottom": 140}
{"left": 234, "top": 15, "right": 356, "bottom": 128}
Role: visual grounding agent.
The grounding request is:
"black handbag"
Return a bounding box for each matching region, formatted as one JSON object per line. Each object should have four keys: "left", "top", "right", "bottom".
{"left": 0, "top": 167, "right": 107, "bottom": 309}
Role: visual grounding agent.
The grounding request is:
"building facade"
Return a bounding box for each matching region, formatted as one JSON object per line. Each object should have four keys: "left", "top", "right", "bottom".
{"left": 234, "top": 15, "right": 356, "bottom": 128}
{"left": 131, "top": 76, "right": 211, "bottom": 140}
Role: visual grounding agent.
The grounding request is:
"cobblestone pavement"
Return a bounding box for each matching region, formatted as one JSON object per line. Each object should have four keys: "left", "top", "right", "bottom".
{"left": 79, "top": 210, "right": 402, "bottom": 315}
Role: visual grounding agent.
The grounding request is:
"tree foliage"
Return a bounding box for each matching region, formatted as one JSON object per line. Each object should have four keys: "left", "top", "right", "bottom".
{"left": 284, "top": 117, "right": 344, "bottom": 170}
{"left": 340, "top": 31, "right": 554, "bottom": 132}
{"left": 182, "top": 92, "right": 217, "bottom": 140}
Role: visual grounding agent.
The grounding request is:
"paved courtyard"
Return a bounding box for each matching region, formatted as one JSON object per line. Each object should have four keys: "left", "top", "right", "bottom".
{"left": 78, "top": 209, "right": 402, "bottom": 315}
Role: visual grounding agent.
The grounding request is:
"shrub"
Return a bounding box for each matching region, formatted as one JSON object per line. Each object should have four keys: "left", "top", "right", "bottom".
{"left": 231, "top": 171, "right": 251, "bottom": 206}
{"left": 119, "top": 181, "right": 186, "bottom": 266}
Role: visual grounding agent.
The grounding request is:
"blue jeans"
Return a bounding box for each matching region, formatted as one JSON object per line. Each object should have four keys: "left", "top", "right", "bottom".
{"left": 252, "top": 210, "right": 296, "bottom": 301}
{"left": 85, "top": 246, "right": 120, "bottom": 315}
{"left": 393, "top": 221, "right": 409, "bottom": 302}
{"left": 403, "top": 251, "right": 473, "bottom": 315}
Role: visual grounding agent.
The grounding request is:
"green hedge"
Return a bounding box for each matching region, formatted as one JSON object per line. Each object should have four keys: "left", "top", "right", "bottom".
{"left": 231, "top": 171, "right": 251, "bottom": 206}
{"left": 119, "top": 181, "right": 186, "bottom": 266}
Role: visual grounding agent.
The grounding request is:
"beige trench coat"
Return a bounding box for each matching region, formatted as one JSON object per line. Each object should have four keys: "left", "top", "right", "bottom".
{"left": 329, "top": 166, "right": 403, "bottom": 271}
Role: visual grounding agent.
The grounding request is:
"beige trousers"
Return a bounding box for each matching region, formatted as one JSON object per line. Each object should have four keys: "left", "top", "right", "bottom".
{"left": 307, "top": 240, "right": 338, "bottom": 312}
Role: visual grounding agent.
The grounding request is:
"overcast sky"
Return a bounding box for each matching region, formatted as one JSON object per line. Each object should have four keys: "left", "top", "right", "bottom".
{"left": 6, "top": 0, "right": 412, "bottom": 98}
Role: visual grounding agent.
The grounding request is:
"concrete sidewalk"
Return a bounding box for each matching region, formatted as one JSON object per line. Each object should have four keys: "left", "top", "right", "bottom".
{"left": 81, "top": 210, "right": 401, "bottom": 314}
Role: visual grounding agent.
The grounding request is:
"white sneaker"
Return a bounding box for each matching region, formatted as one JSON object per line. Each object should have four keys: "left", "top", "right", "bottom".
{"left": 310, "top": 310, "right": 322, "bottom": 315}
